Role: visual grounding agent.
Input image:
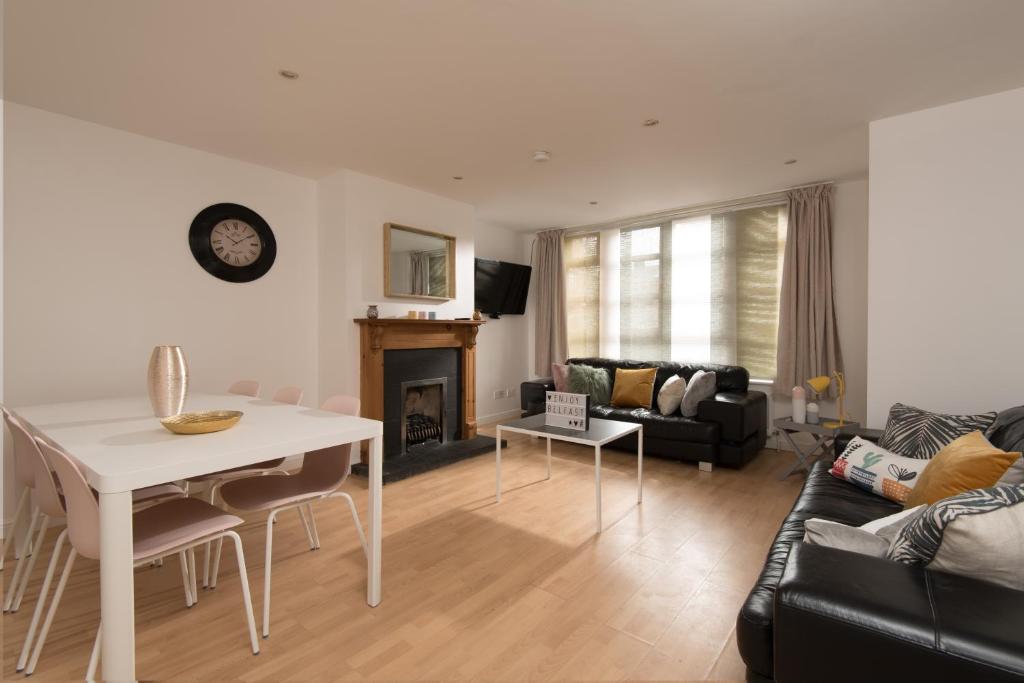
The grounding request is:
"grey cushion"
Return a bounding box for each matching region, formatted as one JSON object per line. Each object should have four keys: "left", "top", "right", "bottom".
{"left": 680, "top": 370, "right": 716, "bottom": 417}
{"left": 803, "top": 505, "right": 925, "bottom": 557}
{"left": 656, "top": 374, "right": 686, "bottom": 415}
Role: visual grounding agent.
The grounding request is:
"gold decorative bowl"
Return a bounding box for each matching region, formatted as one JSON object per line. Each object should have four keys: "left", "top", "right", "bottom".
{"left": 160, "top": 410, "right": 243, "bottom": 435}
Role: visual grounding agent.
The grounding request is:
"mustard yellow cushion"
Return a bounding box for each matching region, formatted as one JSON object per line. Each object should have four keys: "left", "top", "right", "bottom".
{"left": 905, "top": 431, "right": 1020, "bottom": 507}
{"left": 610, "top": 368, "right": 657, "bottom": 409}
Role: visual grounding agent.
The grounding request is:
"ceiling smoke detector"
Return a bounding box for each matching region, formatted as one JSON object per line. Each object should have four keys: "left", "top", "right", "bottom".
{"left": 278, "top": 69, "right": 299, "bottom": 80}
{"left": 589, "top": 201, "right": 598, "bottom": 205}
{"left": 452, "top": 176, "right": 464, "bottom": 180}
{"left": 532, "top": 150, "right": 551, "bottom": 163}
{"left": 642, "top": 118, "right": 660, "bottom": 127}
{"left": 784, "top": 159, "right": 798, "bottom": 165}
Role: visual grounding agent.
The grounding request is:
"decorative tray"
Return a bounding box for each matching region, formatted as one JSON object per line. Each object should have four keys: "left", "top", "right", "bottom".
{"left": 160, "top": 410, "right": 243, "bottom": 435}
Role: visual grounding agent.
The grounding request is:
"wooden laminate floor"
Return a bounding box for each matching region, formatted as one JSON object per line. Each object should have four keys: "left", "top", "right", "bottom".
{"left": 1, "top": 427, "right": 803, "bottom": 681}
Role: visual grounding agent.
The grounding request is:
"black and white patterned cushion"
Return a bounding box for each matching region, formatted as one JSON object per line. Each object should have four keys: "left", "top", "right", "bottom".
{"left": 887, "top": 484, "right": 1024, "bottom": 565}
{"left": 878, "top": 403, "right": 997, "bottom": 459}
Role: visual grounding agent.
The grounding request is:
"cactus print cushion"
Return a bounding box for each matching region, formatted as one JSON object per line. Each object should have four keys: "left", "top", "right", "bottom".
{"left": 831, "top": 436, "right": 931, "bottom": 504}
{"left": 887, "top": 484, "right": 1024, "bottom": 591}
{"left": 878, "top": 403, "right": 997, "bottom": 460}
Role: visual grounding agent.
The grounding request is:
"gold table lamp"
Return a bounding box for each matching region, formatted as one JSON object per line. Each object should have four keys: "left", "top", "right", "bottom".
{"left": 806, "top": 372, "right": 846, "bottom": 429}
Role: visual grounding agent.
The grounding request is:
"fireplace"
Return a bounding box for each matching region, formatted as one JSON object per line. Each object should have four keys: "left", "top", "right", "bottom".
{"left": 354, "top": 317, "right": 503, "bottom": 482}
{"left": 401, "top": 377, "right": 447, "bottom": 454}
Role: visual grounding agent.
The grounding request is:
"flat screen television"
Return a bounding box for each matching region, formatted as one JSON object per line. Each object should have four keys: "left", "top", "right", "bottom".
{"left": 474, "top": 258, "right": 532, "bottom": 318}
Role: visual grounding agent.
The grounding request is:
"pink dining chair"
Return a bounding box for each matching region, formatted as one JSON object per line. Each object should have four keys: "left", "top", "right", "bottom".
{"left": 215, "top": 395, "right": 366, "bottom": 638}
{"left": 3, "top": 410, "right": 186, "bottom": 612}
{"left": 27, "top": 436, "right": 260, "bottom": 678}
{"left": 195, "top": 384, "right": 308, "bottom": 589}
{"left": 228, "top": 379, "right": 261, "bottom": 398}
{"left": 1, "top": 407, "right": 44, "bottom": 608}
{"left": 6, "top": 413, "right": 189, "bottom": 674}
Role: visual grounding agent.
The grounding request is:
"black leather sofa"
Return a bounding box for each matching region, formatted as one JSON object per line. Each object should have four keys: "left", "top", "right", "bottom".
{"left": 520, "top": 357, "right": 767, "bottom": 468}
{"left": 737, "top": 428, "right": 1024, "bottom": 681}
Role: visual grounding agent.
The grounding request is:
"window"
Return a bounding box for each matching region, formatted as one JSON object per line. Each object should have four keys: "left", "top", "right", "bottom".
{"left": 565, "top": 203, "right": 786, "bottom": 380}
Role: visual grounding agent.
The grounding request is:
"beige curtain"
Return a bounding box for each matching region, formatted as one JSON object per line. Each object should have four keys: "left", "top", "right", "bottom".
{"left": 775, "top": 184, "right": 843, "bottom": 396}
{"left": 534, "top": 229, "right": 568, "bottom": 375}
{"left": 409, "top": 251, "right": 431, "bottom": 295}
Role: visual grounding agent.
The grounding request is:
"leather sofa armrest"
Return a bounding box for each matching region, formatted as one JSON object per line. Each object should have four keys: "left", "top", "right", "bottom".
{"left": 521, "top": 379, "right": 554, "bottom": 416}
{"left": 833, "top": 427, "right": 884, "bottom": 459}
{"left": 696, "top": 390, "right": 767, "bottom": 443}
{"left": 775, "top": 543, "right": 1024, "bottom": 682}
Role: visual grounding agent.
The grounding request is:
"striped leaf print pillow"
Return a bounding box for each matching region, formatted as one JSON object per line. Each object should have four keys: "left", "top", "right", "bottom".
{"left": 878, "top": 403, "right": 997, "bottom": 459}
{"left": 887, "top": 484, "right": 1024, "bottom": 590}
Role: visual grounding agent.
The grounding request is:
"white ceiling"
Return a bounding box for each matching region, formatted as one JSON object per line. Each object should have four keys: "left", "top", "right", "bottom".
{"left": 6, "top": 0, "right": 1024, "bottom": 231}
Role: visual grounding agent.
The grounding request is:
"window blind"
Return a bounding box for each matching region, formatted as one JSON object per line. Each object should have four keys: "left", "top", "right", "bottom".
{"left": 565, "top": 232, "right": 600, "bottom": 358}
{"left": 564, "top": 204, "right": 786, "bottom": 380}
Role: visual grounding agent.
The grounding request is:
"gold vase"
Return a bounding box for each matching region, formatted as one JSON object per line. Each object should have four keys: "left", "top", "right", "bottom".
{"left": 147, "top": 346, "right": 189, "bottom": 417}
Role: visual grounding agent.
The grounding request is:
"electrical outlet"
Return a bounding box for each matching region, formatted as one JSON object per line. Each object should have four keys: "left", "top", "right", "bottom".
{"left": 493, "top": 389, "right": 504, "bottom": 400}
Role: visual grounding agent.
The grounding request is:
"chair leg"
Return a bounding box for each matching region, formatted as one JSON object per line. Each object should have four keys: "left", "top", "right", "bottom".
{"left": 17, "top": 530, "right": 67, "bottom": 672}
{"left": 210, "top": 537, "right": 224, "bottom": 589}
{"left": 179, "top": 551, "right": 194, "bottom": 608}
{"left": 202, "top": 481, "right": 222, "bottom": 588}
{"left": 11, "top": 514, "right": 50, "bottom": 612}
{"left": 225, "top": 531, "right": 260, "bottom": 655}
{"left": 1, "top": 488, "right": 29, "bottom": 571}
{"left": 262, "top": 511, "right": 277, "bottom": 638}
{"left": 25, "top": 548, "right": 78, "bottom": 675}
{"left": 297, "top": 506, "right": 316, "bottom": 551}
{"left": 87, "top": 623, "right": 101, "bottom": 682}
{"left": 333, "top": 492, "right": 368, "bottom": 558}
{"left": 4, "top": 506, "right": 41, "bottom": 612}
{"left": 188, "top": 548, "right": 199, "bottom": 604}
{"left": 306, "top": 504, "right": 321, "bottom": 549}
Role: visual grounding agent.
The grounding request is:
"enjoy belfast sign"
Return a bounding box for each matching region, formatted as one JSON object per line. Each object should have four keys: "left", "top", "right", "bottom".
{"left": 545, "top": 391, "right": 590, "bottom": 431}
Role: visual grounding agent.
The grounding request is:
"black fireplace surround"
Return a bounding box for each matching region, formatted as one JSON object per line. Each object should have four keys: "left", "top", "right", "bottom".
{"left": 382, "top": 348, "right": 461, "bottom": 458}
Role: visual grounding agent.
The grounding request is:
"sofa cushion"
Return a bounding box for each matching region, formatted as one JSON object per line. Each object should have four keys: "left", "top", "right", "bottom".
{"left": 588, "top": 405, "right": 721, "bottom": 445}
{"left": 567, "top": 363, "right": 611, "bottom": 404}
{"left": 640, "top": 411, "right": 719, "bottom": 444}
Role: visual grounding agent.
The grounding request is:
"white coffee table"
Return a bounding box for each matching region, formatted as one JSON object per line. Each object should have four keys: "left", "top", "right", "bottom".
{"left": 495, "top": 414, "right": 643, "bottom": 533}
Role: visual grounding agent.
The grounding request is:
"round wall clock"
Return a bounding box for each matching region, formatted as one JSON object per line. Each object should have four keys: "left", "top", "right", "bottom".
{"left": 189, "top": 203, "right": 277, "bottom": 283}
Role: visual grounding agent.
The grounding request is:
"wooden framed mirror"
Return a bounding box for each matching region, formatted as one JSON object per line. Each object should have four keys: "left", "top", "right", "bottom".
{"left": 383, "top": 223, "right": 456, "bottom": 300}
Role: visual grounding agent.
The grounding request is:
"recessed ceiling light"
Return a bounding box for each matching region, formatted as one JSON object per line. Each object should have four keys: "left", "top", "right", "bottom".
{"left": 642, "top": 118, "right": 660, "bottom": 127}
{"left": 532, "top": 150, "right": 551, "bottom": 162}
{"left": 784, "top": 159, "right": 798, "bottom": 165}
{"left": 589, "top": 201, "right": 598, "bottom": 205}
{"left": 278, "top": 69, "right": 299, "bottom": 80}
{"left": 452, "top": 176, "right": 464, "bottom": 180}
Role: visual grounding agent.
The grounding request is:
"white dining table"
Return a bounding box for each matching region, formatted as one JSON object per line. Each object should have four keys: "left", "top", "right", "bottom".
{"left": 13, "top": 393, "right": 383, "bottom": 682}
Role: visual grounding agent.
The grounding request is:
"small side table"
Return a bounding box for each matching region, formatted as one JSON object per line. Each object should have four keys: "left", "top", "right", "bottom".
{"left": 774, "top": 417, "right": 859, "bottom": 480}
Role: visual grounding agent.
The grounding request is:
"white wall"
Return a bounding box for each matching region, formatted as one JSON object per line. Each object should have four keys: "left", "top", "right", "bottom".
{"left": 316, "top": 169, "right": 476, "bottom": 405}
{"left": 867, "top": 87, "right": 1024, "bottom": 426}
{"left": 474, "top": 222, "right": 532, "bottom": 422}
{"left": 4, "top": 104, "right": 320, "bottom": 410}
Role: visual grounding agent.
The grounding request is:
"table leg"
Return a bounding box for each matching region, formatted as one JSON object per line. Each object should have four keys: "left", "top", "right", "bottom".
{"left": 545, "top": 437, "right": 551, "bottom": 480}
{"left": 367, "top": 432, "right": 382, "bottom": 607}
{"left": 595, "top": 444, "right": 602, "bottom": 534}
{"left": 99, "top": 490, "right": 135, "bottom": 682}
{"left": 637, "top": 427, "right": 644, "bottom": 504}
{"left": 495, "top": 428, "right": 503, "bottom": 502}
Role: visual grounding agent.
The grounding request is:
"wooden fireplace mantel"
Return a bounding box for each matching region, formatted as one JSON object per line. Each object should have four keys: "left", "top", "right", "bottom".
{"left": 354, "top": 318, "right": 485, "bottom": 441}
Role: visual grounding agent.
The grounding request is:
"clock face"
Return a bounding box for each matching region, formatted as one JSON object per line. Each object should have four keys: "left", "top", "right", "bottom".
{"left": 211, "top": 219, "right": 262, "bottom": 267}
{"left": 189, "top": 203, "right": 277, "bottom": 283}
